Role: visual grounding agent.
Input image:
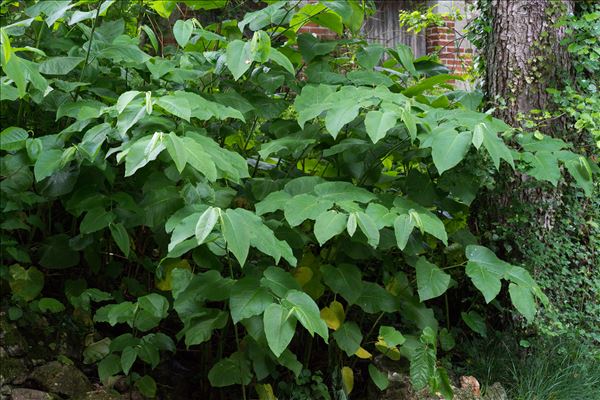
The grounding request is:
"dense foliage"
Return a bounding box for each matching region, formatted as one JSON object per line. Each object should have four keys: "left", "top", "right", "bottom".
{"left": 468, "top": 0, "right": 600, "bottom": 344}
{"left": 0, "top": 1, "right": 595, "bottom": 398}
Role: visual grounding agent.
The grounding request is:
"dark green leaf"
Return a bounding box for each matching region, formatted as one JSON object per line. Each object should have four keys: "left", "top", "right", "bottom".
{"left": 332, "top": 321, "right": 362, "bottom": 356}
{"left": 410, "top": 342, "right": 436, "bottom": 390}
{"left": 208, "top": 352, "right": 253, "bottom": 387}
{"left": 0, "top": 127, "right": 28, "bottom": 151}
{"left": 321, "top": 264, "right": 362, "bottom": 305}
{"left": 135, "top": 375, "right": 157, "bottom": 398}
{"left": 230, "top": 278, "right": 273, "bottom": 323}
{"left": 461, "top": 311, "right": 487, "bottom": 337}
{"left": 109, "top": 223, "right": 130, "bottom": 257}
{"left": 368, "top": 364, "right": 389, "bottom": 390}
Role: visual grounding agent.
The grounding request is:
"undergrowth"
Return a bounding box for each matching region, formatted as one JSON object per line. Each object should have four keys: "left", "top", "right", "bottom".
{"left": 459, "top": 334, "right": 600, "bottom": 400}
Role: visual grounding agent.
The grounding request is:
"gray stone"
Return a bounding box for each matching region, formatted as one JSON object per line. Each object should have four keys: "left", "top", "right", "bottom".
{"left": 10, "top": 388, "right": 56, "bottom": 400}
{"left": 0, "top": 357, "right": 28, "bottom": 386}
{"left": 75, "top": 389, "right": 126, "bottom": 400}
{"left": 0, "top": 320, "right": 28, "bottom": 357}
{"left": 30, "top": 361, "right": 91, "bottom": 398}
{"left": 483, "top": 383, "right": 508, "bottom": 400}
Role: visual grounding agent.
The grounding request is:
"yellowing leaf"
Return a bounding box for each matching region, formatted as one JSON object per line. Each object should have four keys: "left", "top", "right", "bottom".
{"left": 320, "top": 300, "right": 345, "bottom": 330}
{"left": 354, "top": 347, "right": 372, "bottom": 359}
{"left": 256, "top": 383, "right": 277, "bottom": 400}
{"left": 375, "top": 339, "right": 401, "bottom": 360}
{"left": 155, "top": 259, "right": 191, "bottom": 291}
{"left": 293, "top": 266, "right": 313, "bottom": 287}
{"left": 341, "top": 366, "right": 354, "bottom": 395}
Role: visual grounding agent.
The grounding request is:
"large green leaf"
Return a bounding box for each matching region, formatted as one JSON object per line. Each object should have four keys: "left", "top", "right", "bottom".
{"left": 156, "top": 95, "right": 191, "bottom": 121}
{"left": 264, "top": 303, "right": 297, "bottom": 357}
{"left": 98, "top": 354, "right": 121, "bottom": 384}
{"left": 369, "top": 364, "right": 389, "bottom": 390}
{"left": 268, "top": 48, "right": 295, "bottom": 75}
{"left": 283, "top": 290, "right": 328, "bottom": 342}
{"left": 109, "top": 223, "right": 130, "bottom": 257}
{"left": 238, "top": 2, "right": 287, "bottom": 32}
{"left": 394, "top": 44, "right": 417, "bottom": 77}
{"left": 321, "top": 264, "right": 362, "bottom": 305}
{"left": 116, "top": 90, "right": 142, "bottom": 114}
{"left": 283, "top": 194, "right": 333, "bottom": 227}
{"left": 80, "top": 208, "right": 115, "bottom": 234}
{"left": 508, "top": 283, "right": 536, "bottom": 323}
{"left": 226, "top": 40, "right": 252, "bottom": 80}
{"left": 255, "top": 191, "right": 292, "bottom": 216}
{"left": 297, "top": 33, "right": 338, "bottom": 63}
{"left": 465, "top": 245, "right": 514, "bottom": 303}
{"left": 34, "top": 149, "right": 62, "bottom": 181}
{"left": 379, "top": 325, "right": 405, "bottom": 347}
{"left": 250, "top": 30, "right": 271, "bottom": 62}
{"left": 561, "top": 153, "right": 593, "bottom": 196}
{"left": 180, "top": 137, "right": 218, "bottom": 181}
{"left": 314, "top": 181, "right": 376, "bottom": 203}
{"left": 260, "top": 267, "right": 301, "bottom": 298}
{"left": 403, "top": 74, "right": 458, "bottom": 97}
{"left": 124, "top": 133, "right": 166, "bottom": 177}
{"left": 164, "top": 132, "right": 187, "bottom": 173}
{"left": 332, "top": 321, "right": 362, "bottom": 356}
{"left": 410, "top": 342, "right": 436, "bottom": 391}
{"left": 521, "top": 151, "right": 561, "bottom": 185}
{"left": 357, "top": 44, "right": 385, "bottom": 69}
{"left": 220, "top": 209, "right": 251, "bottom": 266}
{"left": 431, "top": 129, "right": 472, "bottom": 174}
{"left": 461, "top": 311, "right": 487, "bottom": 337}
{"left": 8, "top": 265, "right": 44, "bottom": 302}
{"left": 229, "top": 278, "right": 273, "bottom": 323}
{"left": 325, "top": 104, "right": 360, "bottom": 138}
{"left": 294, "top": 84, "right": 337, "bottom": 127}
{"left": 208, "top": 352, "right": 252, "bottom": 387}
{"left": 415, "top": 258, "right": 450, "bottom": 301}
{"left": 181, "top": 310, "right": 228, "bottom": 346}
{"left": 481, "top": 126, "right": 514, "bottom": 169}
{"left": 195, "top": 206, "right": 219, "bottom": 245}
{"left": 39, "top": 56, "right": 84, "bottom": 75}
{"left": 365, "top": 110, "right": 397, "bottom": 144}
{"left": 1, "top": 127, "right": 28, "bottom": 151}
{"left": 394, "top": 214, "right": 415, "bottom": 250}
{"left": 356, "top": 282, "right": 399, "bottom": 313}
{"left": 356, "top": 212, "right": 380, "bottom": 248}
{"left": 313, "top": 210, "right": 347, "bottom": 246}
{"left": 173, "top": 19, "right": 194, "bottom": 48}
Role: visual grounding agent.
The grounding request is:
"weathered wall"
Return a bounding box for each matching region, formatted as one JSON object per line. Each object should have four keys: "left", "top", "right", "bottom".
{"left": 362, "top": 0, "right": 427, "bottom": 57}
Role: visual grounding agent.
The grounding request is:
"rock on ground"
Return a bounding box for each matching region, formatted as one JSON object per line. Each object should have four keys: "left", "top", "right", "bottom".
{"left": 10, "top": 388, "right": 56, "bottom": 400}
{"left": 29, "top": 361, "right": 91, "bottom": 398}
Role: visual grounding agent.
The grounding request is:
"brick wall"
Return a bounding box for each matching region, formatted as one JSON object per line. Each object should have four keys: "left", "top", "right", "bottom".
{"left": 296, "top": 0, "right": 338, "bottom": 39}
{"left": 296, "top": 0, "right": 475, "bottom": 75}
{"left": 298, "top": 21, "right": 337, "bottom": 40}
{"left": 426, "top": 18, "right": 473, "bottom": 74}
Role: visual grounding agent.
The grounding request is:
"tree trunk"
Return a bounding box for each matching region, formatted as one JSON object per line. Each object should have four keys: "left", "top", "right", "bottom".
{"left": 485, "top": 0, "right": 573, "bottom": 127}
{"left": 475, "top": 0, "right": 574, "bottom": 249}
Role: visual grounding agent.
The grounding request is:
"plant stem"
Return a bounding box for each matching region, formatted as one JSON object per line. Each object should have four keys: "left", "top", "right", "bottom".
{"left": 78, "top": 2, "right": 102, "bottom": 85}
{"left": 227, "top": 252, "right": 247, "bottom": 400}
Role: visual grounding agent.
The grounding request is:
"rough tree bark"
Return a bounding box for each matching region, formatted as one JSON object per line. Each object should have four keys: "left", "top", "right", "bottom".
{"left": 485, "top": 0, "right": 573, "bottom": 127}
{"left": 476, "top": 0, "right": 574, "bottom": 242}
